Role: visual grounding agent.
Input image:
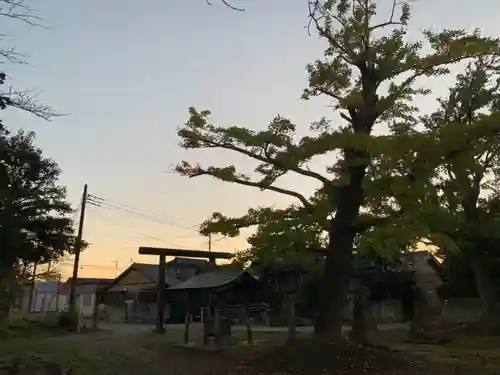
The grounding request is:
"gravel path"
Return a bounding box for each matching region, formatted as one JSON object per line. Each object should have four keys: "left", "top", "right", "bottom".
{"left": 92, "top": 321, "right": 409, "bottom": 336}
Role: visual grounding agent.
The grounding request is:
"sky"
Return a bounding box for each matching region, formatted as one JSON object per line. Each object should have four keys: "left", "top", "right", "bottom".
{"left": 2, "top": 0, "right": 500, "bottom": 278}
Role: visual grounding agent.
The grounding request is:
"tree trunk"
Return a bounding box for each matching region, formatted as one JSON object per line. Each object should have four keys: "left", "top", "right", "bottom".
{"left": 467, "top": 249, "right": 500, "bottom": 333}
{"left": 349, "top": 292, "right": 370, "bottom": 344}
{"left": 286, "top": 294, "right": 297, "bottom": 341}
{"left": 315, "top": 242, "right": 352, "bottom": 340}
{"left": 463, "top": 194, "right": 500, "bottom": 333}
{"left": 0, "top": 265, "right": 11, "bottom": 326}
{"left": 314, "top": 162, "right": 366, "bottom": 341}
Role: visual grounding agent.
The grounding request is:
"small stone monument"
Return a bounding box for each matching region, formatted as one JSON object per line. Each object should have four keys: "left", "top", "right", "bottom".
{"left": 348, "top": 280, "right": 373, "bottom": 344}
{"left": 408, "top": 283, "right": 446, "bottom": 343}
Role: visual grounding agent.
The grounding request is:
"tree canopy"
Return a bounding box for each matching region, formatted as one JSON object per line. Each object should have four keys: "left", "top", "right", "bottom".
{"left": 178, "top": 1, "right": 500, "bottom": 241}
{"left": 0, "top": 125, "right": 78, "bottom": 272}
{"left": 176, "top": 0, "right": 500, "bottom": 338}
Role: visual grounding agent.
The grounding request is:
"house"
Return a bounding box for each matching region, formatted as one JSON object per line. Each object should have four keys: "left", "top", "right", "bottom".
{"left": 107, "top": 258, "right": 214, "bottom": 292}
{"left": 21, "top": 280, "right": 65, "bottom": 314}
{"left": 103, "top": 257, "right": 214, "bottom": 323}
{"left": 62, "top": 277, "right": 114, "bottom": 317}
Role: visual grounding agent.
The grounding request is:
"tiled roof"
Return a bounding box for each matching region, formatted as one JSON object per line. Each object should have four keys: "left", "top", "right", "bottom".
{"left": 132, "top": 257, "right": 214, "bottom": 287}
{"left": 168, "top": 266, "right": 259, "bottom": 291}
{"left": 64, "top": 277, "right": 113, "bottom": 286}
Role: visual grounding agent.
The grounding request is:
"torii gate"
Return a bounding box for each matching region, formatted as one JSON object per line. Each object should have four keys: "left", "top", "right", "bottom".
{"left": 138, "top": 246, "right": 233, "bottom": 333}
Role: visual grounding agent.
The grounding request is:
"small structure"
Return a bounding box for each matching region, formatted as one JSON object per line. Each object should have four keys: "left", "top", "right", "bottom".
{"left": 249, "top": 261, "right": 306, "bottom": 339}
{"left": 137, "top": 246, "right": 233, "bottom": 334}
{"left": 21, "top": 281, "right": 65, "bottom": 314}
{"left": 405, "top": 251, "right": 447, "bottom": 342}
{"left": 168, "top": 265, "right": 264, "bottom": 346}
{"left": 104, "top": 258, "right": 213, "bottom": 323}
{"left": 62, "top": 278, "right": 113, "bottom": 317}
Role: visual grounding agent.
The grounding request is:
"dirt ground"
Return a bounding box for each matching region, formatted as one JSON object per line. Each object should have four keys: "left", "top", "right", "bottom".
{"left": 0, "top": 327, "right": 498, "bottom": 375}
{"left": 91, "top": 321, "right": 409, "bottom": 336}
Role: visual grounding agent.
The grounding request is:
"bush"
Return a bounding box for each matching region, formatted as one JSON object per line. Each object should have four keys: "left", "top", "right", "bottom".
{"left": 0, "top": 316, "right": 50, "bottom": 338}
{"left": 57, "top": 310, "right": 78, "bottom": 330}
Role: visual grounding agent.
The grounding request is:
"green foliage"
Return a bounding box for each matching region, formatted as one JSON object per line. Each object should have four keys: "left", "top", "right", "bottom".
{"left": 56, "top": 310, "right": 79, "bottom": 330}
{"left": 416, "top": 58, "right": 500, "bottom": 251}
{"left": 177, "top": 0, "right": 500, "bottom": 270}
{"left": 0, "top": 313, "right": 73, "bottom": 338}
{"left": 232, "top": 207, "right": 327, "bottom": 270}
{"left": 0, "top": 124, "right": 79, "bottom": 271}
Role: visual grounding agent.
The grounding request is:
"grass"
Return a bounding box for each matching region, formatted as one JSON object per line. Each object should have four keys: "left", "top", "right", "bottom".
{"left": 0, "top": 333, "right": 166, "bottom": 375}
{"left": 0, "top": 326, "right": 293, "bottom": 375}
{"left": 371, "top": 328, "right": 500, "bottom": 372}
{"left": 0, "top": 313, "right": 69, "bottom": 339}
{"left": 0, "top": 324, "right": 499, "bottom": 374}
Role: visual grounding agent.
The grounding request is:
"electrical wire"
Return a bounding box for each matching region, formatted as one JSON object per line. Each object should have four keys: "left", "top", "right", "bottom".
{"left": 87, "top": 207, "right": 173, "bottom": 244}
{"left": 56, "top": 262, "right": 118, "bottom": 271}
{"left": 87, "top": 194, "right": 199, "bottom": 231}
{"left": 86, "top": 206, "right": 196, "bottom": 250}
{"left": 211, "top": 235, "right": 226, "bottom": 244}
{"left": 78, "top": 193, "right": 221, "bottom": 270}
{"left": 88, "top": 199, "right": 197, "bottom": 231}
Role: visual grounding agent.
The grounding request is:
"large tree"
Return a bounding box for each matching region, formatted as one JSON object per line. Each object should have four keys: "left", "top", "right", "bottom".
{"left": 176, "top": 0, "right": 500, "bottom": 339}
{"left": 0, "top": 125, "right": 77, "bottom": 321}
{"left": 418, "top": 58, "right": 500, "bottom": 331}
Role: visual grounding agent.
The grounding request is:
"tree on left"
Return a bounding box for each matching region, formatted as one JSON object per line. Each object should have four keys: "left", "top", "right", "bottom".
{"left": 0, "top": 1, "right": 75, "bottom": 322}
{"left": 0, "top": 125, "right": 79, "bottom": 321}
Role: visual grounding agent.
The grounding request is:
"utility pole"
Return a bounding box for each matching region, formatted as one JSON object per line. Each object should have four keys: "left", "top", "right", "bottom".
{"left": 208, "top": 234, "right": 215, "bottom": 265}
{"left": 69, "top": 183, "right": 88, "bottom": 310}
{"left": 55, "top": 274, "right": 61, "bottom": 312}
{"left": 27, "top": 262, "right": 37, "bottom": 313}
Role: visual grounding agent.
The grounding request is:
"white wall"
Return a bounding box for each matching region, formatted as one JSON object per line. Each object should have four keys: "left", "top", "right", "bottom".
{"left": 21, "top": 290, "right": 67, "bottom": 313}
{"left": 21, "top": 283, "right": 96, "bottom": 317}
{"left": 79, "top": 293, "right": 95, "bottom": 318}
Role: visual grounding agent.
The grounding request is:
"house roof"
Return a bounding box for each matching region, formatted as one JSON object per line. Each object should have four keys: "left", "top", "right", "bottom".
{"left": 407, "top": 251, "right": 442, "bottom": 266}
{"left": 247, "top": 261, "right": 308, "bottom": 278}
{"left": 168, "top": 266, "right": 259, "bottom": 291}
{"left": 167, "top": 257, "right": 212, "bottom": 269}
{"left": 134, "top": 258, "right": 213, "bottom": 285}
{"left": 105, "top": 257, "right": 214, "bottom": 291}
{"left": 59, "top": 278, "right": 113, "bottom": 295}
{"left": 406, "top": 250, "right": 445, "bottom": 279}
{"left": 64, "top": 277, "right": 113, "bottom": 286}
{"left": 27, "top": 281, "right": 60, "bottom": 293}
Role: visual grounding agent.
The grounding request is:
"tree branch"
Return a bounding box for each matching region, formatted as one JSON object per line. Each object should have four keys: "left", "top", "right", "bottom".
{"left": 176, "top": 162, "right": 312, "bottom": 208}
{"left": 307, "top": 0, "right": 356, "bottom": 64}
{"left": 379, "top": 36, "right": 500, "bottom": 113}
{"left": 200, "top": 206, "right": 312, "bottom": 236}
{"left": 366, "top": 0, "right": 403, "bottom": 34}
{"left": 205, "top": 0, "right": 244, "bottom": 11}
{"left": 178, "top": 112, "right": 333, "bottom": 185}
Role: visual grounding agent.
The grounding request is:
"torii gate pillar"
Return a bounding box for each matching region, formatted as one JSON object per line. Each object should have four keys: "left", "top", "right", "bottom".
{"left": 137, "top": 246, "right": 232, "bottom": 334}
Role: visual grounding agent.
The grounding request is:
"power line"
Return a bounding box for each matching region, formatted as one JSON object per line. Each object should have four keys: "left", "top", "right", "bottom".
{"left": 87, "top": 195, "right": 199, "bottom": 231}
{"left": 87, "top": 207, "right": 193, "bottom": 249}
{"left": 211, "top": 235, "right": 226, "bottom": 244}
{"left": 57, "top": 262, "right": 118, "bottom": 271}
{"left": 88, "top": 199, "right": 197, "bottom": 230}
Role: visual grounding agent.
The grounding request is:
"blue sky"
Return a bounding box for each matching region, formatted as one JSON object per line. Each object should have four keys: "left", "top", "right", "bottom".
{"left": 2, "top": 0, "right": 499, "bottom": 277}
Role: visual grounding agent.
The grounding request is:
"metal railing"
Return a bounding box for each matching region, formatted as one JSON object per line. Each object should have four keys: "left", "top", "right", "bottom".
{"left": 199, "top": 303, "right": 268, "bottom": 322}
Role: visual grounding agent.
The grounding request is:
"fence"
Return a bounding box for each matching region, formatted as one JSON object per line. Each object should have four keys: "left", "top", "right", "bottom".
{"left": 199, "top": 303, "right": 269, "bottom": 323}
